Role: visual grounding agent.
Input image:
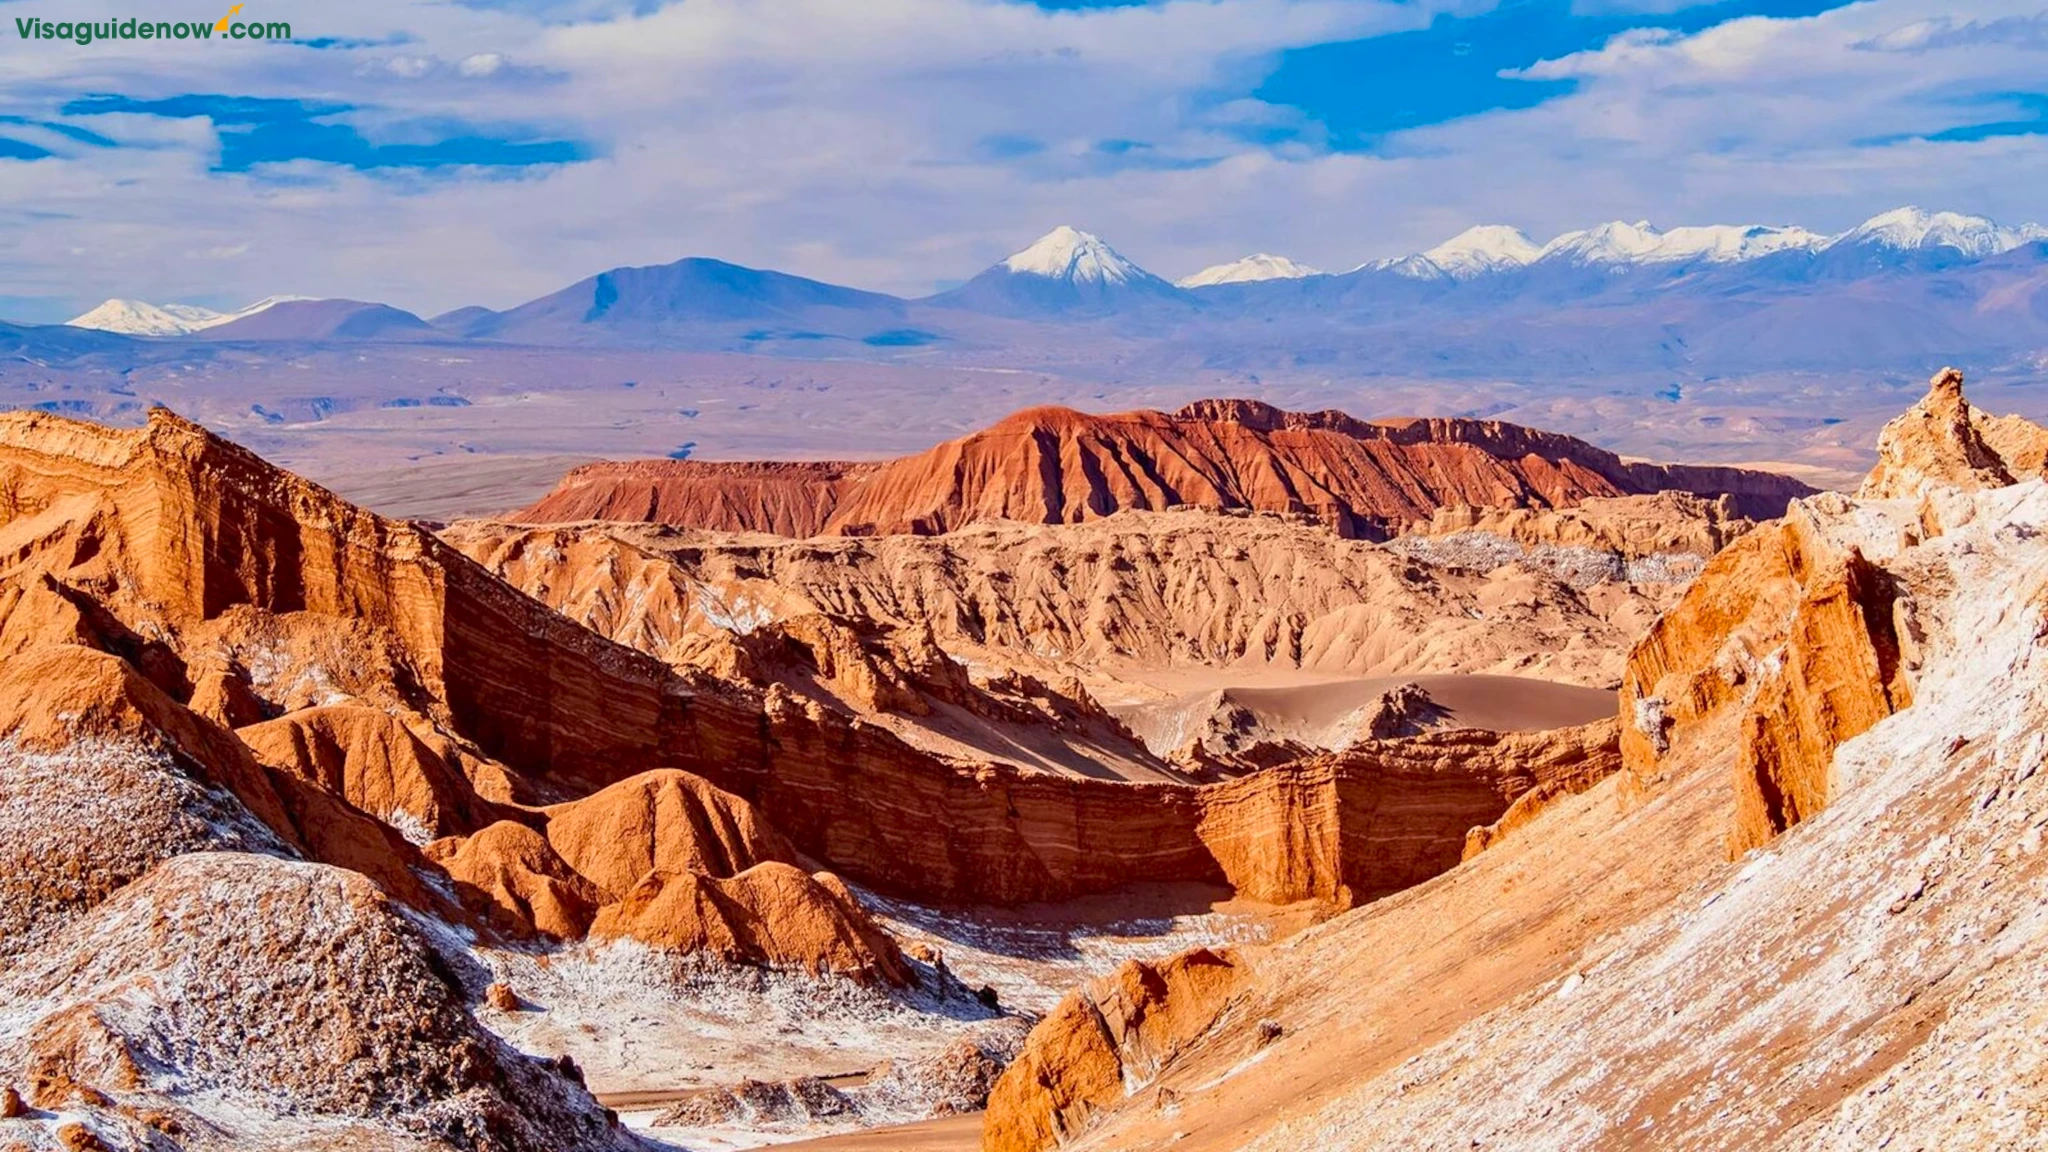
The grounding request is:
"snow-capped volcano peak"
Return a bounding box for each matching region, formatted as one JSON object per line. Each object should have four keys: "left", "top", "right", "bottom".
{"left": 1176, "top": 253, "right": 1322, "bottom": 288}
{"left": 67, "top": 295, "right": 313, "bottom": 337}
{"left": 1541, "top": 220, "right": 1666, "bottom": 264}
{"left": 1001, "top": 226, "right": 1150, "bottom": 285}
{"left": 1842, "top": 207, "right": 2048, "bottom": 257}
{"left": 1417, "top": 225, "right": 1544, "bottom": 279}
{"left": 67, "top": 299, "right": 225, "bottom": 337}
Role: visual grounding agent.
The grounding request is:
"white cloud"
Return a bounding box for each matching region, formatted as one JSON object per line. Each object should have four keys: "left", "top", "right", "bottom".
{"left": 1855, "top": 12, "right": 2048, "bottom": 53}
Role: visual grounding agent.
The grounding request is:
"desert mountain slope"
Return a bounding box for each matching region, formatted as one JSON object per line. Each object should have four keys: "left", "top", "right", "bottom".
{"left": 0, "top": 852, "right": 624, "bottom": 1152}
{"left": 515, "top": 398, "right": 1815, "bottom": 538}
{"left": 981, "top": 371, "right": 2048, "bottom": 1152}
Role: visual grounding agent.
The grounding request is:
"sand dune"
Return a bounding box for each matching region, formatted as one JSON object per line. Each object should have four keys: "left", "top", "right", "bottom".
{"left": 1116, "top": 672, "right": 1618, "bottom": 767}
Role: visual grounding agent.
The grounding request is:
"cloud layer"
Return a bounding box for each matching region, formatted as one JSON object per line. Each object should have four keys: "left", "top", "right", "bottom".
{"left": 0, "top": 0, "right": 2043, "bottom": 320}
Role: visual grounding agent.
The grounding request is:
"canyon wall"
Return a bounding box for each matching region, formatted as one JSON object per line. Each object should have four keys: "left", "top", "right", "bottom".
{"left": 448, "top": 510, "right": 1675, "bottom": 688}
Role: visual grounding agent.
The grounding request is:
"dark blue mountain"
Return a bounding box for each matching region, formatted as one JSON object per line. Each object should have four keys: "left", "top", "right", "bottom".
{"left": 458, "top": 256, "right": 911, "bottom": 346}
{"left": 201, "top": 300, "right": 442, "bottom": 342}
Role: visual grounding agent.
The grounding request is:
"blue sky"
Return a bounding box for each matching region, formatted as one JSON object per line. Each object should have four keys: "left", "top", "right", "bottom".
{"left": 0, "top": 0, "right": 2044, "bottom": 319}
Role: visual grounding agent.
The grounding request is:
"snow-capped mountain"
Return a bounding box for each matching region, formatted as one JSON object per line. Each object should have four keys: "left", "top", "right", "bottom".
{"left": 1538, "top": 221, "right": 1829, "bottom": 267}
{"left": 1839, "top": 207, "right": 2048, "bottom": 259}
{"left": 1396, "top": 225, "right": 1546, "bottom": 280}
{"left": 1363, "top": 208, "right": 2042, "bottom": 282}
{"left": 927, "top": 226, "right": 1187, "bottom": 317}
{"left": 1177, "top": 253, "right": 1323, "bottom": 288}
{"left": 67, "top": 299, "right": 225, "bottom": 336}
{"left": 67, "top": 295, "right": 311, "bottom": 337}
{"left": 999, "top": 226, "right": 1153, "bottom": 285}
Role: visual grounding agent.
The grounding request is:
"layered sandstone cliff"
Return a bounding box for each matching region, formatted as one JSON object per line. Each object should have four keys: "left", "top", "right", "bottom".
{"left": 521, "top": 459, "right": 880, "bottom": 536}
{"left": 1624, "top": 370, "right": 2035, "bottom": 854}
{"left": 446, "top": 509, "right": 1680, "bottom": 696}
{"left": 1617, "top": 508, "right": 1914, "bottom": 853}
{"left": 515, "top": 399, "right": 1814, "bottom": 538}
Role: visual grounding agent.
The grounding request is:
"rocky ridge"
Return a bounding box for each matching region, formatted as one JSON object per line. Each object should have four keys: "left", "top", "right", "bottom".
{"left": 521, "top": 459, "right": 881, "bottom": 538}
{"left": 514, "top": 399, "right": 1815, "bottom": 538}
{"left": 446, "top": 506, "right": 1687, "bottom": 704}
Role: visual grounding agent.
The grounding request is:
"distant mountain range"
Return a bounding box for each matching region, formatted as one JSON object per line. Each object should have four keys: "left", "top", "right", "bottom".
{"left": 41, "top": 206, "right": 2048, "bottom": 383}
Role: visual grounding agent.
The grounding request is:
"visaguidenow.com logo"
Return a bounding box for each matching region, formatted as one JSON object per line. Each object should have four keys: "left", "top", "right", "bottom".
{"left": 16, "top": 5, "right": 289, "bottom": 44}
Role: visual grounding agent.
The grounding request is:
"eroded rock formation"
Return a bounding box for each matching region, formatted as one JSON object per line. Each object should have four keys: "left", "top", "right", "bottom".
{"left": 0, "top": 409, "right": 920, "bottom": 974}
{"left": 0, "top": 407, "right": 1629, "bottom": 921}
{"left": 447, "top": 509, "right": 1681, "bottom": 694}
{"left": 1624, "top": 370, "right": 2037, "bottom": 854}
{"left": 984, "top": 949, "right": 1247, "bottom": 1152}
{"left": 0, "top": 402, "right": 1768, "bottom": 1150}
{"left": 1618, "top": 510, "right": 1913, "bottom": 853}
{"left": 591, "top": 862, "right": 909, "bottom": 984}
{"left": 1860, "top": 367, "right": 2017, "bottom": 499}
{"left": 1414, "top": 491, "right": 1755, "bottom": 557}
{"left": 516, "top": 399, "right": 1814, "bottom": 538}
{"left": 521, "top": 459, "right": 880, "bottom": 536}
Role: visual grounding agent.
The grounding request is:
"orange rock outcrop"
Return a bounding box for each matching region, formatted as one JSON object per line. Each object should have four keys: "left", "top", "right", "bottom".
{"left": 1859, "top": 367, "right": 2016, "bottom": 499}
{"left": 591, "top": 862, "right": 910, "bottom": 985}
{"left": 1624, "top": 370, "right": 2047, "bottom": 854}
{"left": 515, "top": 399, "right": 1814, "bottom": 538}
{"left": 238, "top": 704, "right": 498, "bottom": 840}
{"left": 1618, "top": 509, "right": 1911, "bottom": 852}
{"left": 983, "top": 948, "right": 1247, "bottom": 1152}
{"left": 1974, "top": 408, "right": 2048, "bottom": 480}
{"left": 539, "top": 769, "right": 794, "bottom": 892}
{"left": 423, "top": 819, "right": 603, "bottom": 939}
{"left": 1724, "top": 545, "right": 1912, "bottom": 853}
{"left": 520, "top": 459, "right": 879, "bottom": 536}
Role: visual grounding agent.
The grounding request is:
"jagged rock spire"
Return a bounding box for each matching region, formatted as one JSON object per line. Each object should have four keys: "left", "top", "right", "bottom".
{"left": 1858, "top": 367, "right": 2018, "bottom": 499}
